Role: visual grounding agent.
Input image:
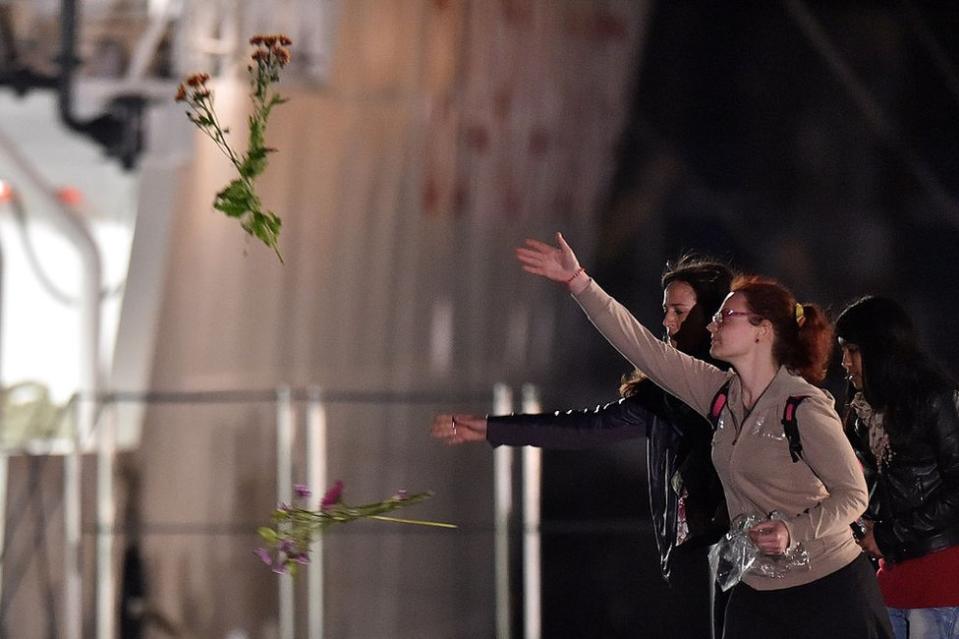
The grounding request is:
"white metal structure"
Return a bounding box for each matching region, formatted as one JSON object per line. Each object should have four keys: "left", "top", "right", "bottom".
{"left": 305, "top": 386, "right": 327, "bottom": 639}
{"left": 0, "top": 125, "right": 102, "bottom": 639}
{"left": 492, "top": 383, "right": 514, "bottom": 639}
{"left": 490, "top": 383, "right": 544, "bottom": 639}
{"left": 4, "top": 0, "right": 339, "bottom": 87}
{"left": 521, "top": 384, "right": 542, "bottom": 639}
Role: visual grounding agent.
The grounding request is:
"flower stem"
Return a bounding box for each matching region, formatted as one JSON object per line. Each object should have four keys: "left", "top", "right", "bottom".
{"left": 367, "top": 515, "right": 458, "bottom": 528}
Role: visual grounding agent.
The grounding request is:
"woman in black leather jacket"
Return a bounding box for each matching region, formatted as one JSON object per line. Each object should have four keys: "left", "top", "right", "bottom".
{"left": 836, "top": 296, "right": 959, "bottom": 639}
{"left": 432, "top": 256, "right": 733, "bottom": 638}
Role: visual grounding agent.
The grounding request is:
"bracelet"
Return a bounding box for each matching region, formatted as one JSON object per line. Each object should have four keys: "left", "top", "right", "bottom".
{"left": 563, "top": 267, "right": 585, "bottom": 285}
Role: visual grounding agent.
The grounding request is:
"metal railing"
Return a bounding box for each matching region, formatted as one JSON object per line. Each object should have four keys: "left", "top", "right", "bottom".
{"left": 6, "top": 383, "right": 544, "bottom": 639}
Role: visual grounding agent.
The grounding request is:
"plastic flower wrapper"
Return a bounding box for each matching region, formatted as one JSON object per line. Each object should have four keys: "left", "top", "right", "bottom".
{"left": 709, "top": 513, "right": 762, "bottom": 592}
{"left": 750, "top": 511, "right": 810, "bottom": 579}
{"left": 175, "top": 35, "right": 292, "bottom": 262}
{"left": 255, "top": 481, "right": 456, "bottom": 575}
{"left": 709, "top": 512, "right": 810, "bottom": 591}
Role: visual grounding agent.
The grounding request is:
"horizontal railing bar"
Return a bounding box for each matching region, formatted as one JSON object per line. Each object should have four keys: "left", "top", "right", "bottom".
{"left": 78, "top": 389, "right": 493, "bottom": 405}
{"left": 79, "top": 519, "right": 654, "bottom": 536}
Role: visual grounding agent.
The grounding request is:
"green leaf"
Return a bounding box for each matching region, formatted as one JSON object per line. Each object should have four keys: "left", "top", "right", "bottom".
{"left": 214, "top": 200, "right": 247, "bottom": 218}
{"left": 213, "top": 179, "right": 253, "bottom": 218}
{"left": 258, "top": 527, "right": 279, "bottom": 543}
{"left": 239, "top": 147, "right": 269, "bottom": 178}
{"left": 248, "top": 117, "right": 265, "bottom": 149}
{"left": 216, "top": 178, "right": 248, "bottom": 200}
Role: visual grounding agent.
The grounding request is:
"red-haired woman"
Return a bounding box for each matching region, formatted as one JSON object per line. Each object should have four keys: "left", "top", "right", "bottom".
{"left": 433, "top": 255, "right": 734, "bottom": 637}
{"left": 517, "top": 234, "right": 891, "bottom": 639}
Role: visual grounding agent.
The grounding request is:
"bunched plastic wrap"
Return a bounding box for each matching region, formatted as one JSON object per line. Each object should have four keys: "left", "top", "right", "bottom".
{"left": 709, "top": 512, "right": 810, "bottom": 591}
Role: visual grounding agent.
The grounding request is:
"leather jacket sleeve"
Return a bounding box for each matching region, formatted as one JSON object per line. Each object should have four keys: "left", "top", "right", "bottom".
{"left": 486, "top": 384, "right": 668, "bottom": 449}
{"left": 875, "top": 390, "right": 959, "bottom": 554}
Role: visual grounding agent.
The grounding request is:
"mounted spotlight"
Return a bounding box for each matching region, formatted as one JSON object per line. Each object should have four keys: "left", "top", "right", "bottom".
{"left": 59, "top": 89, "right": 147, "bottom": 171}
{"left": 57, "top": 0, "right": 147, "bottom": 170}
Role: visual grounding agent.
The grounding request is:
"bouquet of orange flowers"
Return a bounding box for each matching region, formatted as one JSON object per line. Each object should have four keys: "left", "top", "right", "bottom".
{"left": 175, "top": 35, "right": 292, "bottom": 262}
{"left": 255, "top": 481, "right": 456, "bottom": 575}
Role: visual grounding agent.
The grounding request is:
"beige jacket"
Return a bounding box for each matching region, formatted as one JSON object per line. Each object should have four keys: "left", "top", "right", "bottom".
{"left": 573, "top": 279, "right": 867, "bottom": 590}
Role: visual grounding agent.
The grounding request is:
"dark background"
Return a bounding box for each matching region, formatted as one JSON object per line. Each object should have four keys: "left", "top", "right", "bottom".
{"left": 539, "top": 2, "right": 959, "bottom": 637}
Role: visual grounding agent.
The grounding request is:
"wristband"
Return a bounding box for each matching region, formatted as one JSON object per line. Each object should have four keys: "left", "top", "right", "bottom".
{"left": 563, "top": 267, "right": 584, "bottom": 285}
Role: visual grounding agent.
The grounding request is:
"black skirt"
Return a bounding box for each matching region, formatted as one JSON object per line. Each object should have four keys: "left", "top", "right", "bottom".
{"left": 722, "top": 553, "right": 893, "bottom": 639}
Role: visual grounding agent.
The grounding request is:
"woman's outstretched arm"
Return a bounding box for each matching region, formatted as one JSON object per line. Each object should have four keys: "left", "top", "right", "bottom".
{"left": 431, "top": 384, "right": 678, "bottom": 448}
{"left": 517, "top": 233, "right": 728, "bottom": 418}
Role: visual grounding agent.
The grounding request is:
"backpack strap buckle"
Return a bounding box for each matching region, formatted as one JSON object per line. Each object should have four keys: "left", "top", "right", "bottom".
{"left": 782, "top": 396, "right": 809, "bottom": 463}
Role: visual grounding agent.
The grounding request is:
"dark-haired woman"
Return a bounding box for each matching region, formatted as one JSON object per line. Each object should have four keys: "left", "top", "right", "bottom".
{"left": 513, "top": 233, "right": 891, "bottom": 639}
{"left": 837, "top": 296, "right": 959, "bottom": 639}
{"left": 433, "top": 255, "right": 733, "bottom": 637}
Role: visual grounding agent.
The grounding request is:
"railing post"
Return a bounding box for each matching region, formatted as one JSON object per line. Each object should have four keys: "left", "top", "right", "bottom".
{"left": 305, "top": 386, "right": 327, "bottom": 639}
{"left": 492, "top": 383, "right": 514, "bottom": 639}
{"left": 276, "top": 386, "right": 295, "bottom": 639}
{"left": 0, "top": 452, "right": 7, "bottom": 610}
{"left": 520, "top": 384, "right": 542, "bottom": 639}
{"left": 64, "top": 396, "right": 82, "bottom": 639}
{"left": 97, "top": 400, "right": 116, "bottom": 639}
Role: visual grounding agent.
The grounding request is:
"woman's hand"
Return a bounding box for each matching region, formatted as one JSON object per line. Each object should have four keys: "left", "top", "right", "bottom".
{"left": 515, "top": 232, "right": 586, "bottom": 291}
{"left": 431, "top": 414, "right": 487, "bottom": 445}
{"left": 857, "top": 521, "right": 884, "bottom": 558}
{"left": 748, "top": 519, "right": 791, "bottom": 555}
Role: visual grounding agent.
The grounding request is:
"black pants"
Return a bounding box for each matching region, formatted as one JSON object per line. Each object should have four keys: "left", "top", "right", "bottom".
{"left": 722, "top": 554, "right": 893, "bottom": 639}
{"left": 668, "top": 541, "right": 730, "bottom": 639}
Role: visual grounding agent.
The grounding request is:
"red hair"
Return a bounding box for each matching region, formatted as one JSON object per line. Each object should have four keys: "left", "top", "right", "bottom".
{"left": 732, "top": 276, "right": 833, "bottom": 384}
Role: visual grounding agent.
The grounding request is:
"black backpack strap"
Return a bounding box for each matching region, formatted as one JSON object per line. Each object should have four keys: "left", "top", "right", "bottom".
{"left": 782, "top": 395, "right": 809, "bottom": 463}
{"left": 708, "top": 380, "right": 733, "bottom": 430}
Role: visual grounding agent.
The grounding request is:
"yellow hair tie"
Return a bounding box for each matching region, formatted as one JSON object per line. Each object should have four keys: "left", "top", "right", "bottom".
{"left": 795, "top": 303, "right": 806, "bottom": 327}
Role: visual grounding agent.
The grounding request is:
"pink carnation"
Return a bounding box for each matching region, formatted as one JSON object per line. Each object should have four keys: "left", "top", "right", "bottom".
{"left": 320, "top": 480, "right": 344, "bottom": 510}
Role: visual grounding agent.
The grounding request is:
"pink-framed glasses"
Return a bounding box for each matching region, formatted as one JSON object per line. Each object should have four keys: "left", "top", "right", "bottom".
{"left": 711, "top": 309, "right": 762, "bottom": 326}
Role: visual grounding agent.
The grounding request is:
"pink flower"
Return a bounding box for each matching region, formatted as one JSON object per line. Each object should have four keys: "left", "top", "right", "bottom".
{"left": 294, "top": 484, "right": 311, "bottom": 499}
{"left": 254, "top": 547, "right": 272, "bottom": 566}
{"left": 320, "top": 480, "right": 344, "bottom": 510}
{"left": 292, "top": 552, "right": 311, "bottom": 565}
